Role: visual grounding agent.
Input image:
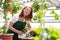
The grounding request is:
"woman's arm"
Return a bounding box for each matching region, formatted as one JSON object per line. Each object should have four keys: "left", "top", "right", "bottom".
{"left": 9, "top": 21, "right": 23, "bottom": 35}
{"left": 26, "top": 21, "right": 31, "bottom": 29}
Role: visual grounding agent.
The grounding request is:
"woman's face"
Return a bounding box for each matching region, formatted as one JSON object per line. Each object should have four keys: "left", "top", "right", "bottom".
{"left": 23, "top": 7, "right": 31, "bottom": 17}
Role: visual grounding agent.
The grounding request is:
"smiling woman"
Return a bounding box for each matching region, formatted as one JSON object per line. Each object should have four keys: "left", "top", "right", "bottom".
{"left": 7, "top": 6, "right": 33, "bottom": 40}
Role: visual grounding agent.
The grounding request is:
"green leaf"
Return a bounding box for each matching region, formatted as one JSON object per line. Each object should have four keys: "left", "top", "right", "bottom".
{"left": 54, "top": 14, "right": 59, "bottom": 20}
{"left": 37, "top": 10, "right": 45, "bottom": 23}
{"left": 50, "top": 31, "right": 59, "bottom": 38}
{"left": 32, "top": 0, "right": 40, "bottom": 12}
{"left": 2, "top": 25, "right": 8, "bottom": 34}
{"left": 38, "top": 19, "right": 43, "bottom": 23}
{"left": 33, "top": 16, "right": 37, "bottom": 20}
{"left": 12, "top": 2, "right": 20, "bottom": 14}
{"left": 50, "top": 10, "right": 55, "bottom": 14}
{"left": 44, "top": 3, "right": 48, "bottom": 9}
{"left": 34, "top": 36, "right": 40, "bottom": 40}
{"left": 7, "top": 18, "right": 10, "bottom": 20}
{"left": 0, "top": 0, "right": 2, "bottom": 6}
{"left": 37, "top": 10, "right": 45, "bottom": 18}
{"left": 35, "top": 27, "right": 43, "bottom": 34}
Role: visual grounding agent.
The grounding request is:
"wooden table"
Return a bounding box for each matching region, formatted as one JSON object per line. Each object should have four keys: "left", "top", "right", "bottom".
{"left": 18, "top": 34, "right": 34, "bottom": 40}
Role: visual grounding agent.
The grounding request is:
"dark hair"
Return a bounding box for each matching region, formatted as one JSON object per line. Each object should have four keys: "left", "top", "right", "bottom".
{"left": 19, "top": 6, "right": 33, "bottom": 21}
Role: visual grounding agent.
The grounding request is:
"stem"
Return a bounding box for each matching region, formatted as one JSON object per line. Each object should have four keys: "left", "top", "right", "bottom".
{"left": 3, "top": 10, "right": 7, "bottom": 34}
{"left": 40, "top": 0, "right": 44, "bottom": 10}
{"left": 4, "top": 11, "right": 7, "bottom": 26}
{"left": 40, "top": 0, "right": 45, "bottom": 28}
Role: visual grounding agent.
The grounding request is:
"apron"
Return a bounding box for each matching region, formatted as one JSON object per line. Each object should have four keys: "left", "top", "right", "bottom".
{"left": 7, "top": 16, "right": 26, "bottom": 40}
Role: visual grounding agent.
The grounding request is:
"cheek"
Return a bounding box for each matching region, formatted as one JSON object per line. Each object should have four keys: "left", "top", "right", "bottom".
{"left": 24, "top": 10, "right": 26, "bottom": 13}
{"left": 24, "top": 10, "right": 30, "bottom": 15}
{"left": 26, "top": 11, "right": 30, "bottom": 15}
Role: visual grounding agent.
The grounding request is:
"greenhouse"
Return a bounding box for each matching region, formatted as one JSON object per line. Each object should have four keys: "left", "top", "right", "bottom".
{"left": 0, "top": 0, "right": 60, "bottom": 40}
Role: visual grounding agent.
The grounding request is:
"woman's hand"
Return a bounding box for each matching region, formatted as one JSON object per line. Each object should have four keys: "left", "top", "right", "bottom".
{"left": 17, "top": 31, "right": 23, "bottom": 35}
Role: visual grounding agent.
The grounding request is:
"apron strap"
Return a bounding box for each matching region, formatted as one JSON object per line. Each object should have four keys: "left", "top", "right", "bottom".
{"left": 18, "top": 15, "right": 20, "bottom": 21}
{"left": 18, "top": 16, "right": 26, "bottom": 22}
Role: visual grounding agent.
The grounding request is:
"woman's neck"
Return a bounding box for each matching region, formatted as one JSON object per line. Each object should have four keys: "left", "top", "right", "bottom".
{"left": 19, "top": 17, "right": 25, "bottom": 22}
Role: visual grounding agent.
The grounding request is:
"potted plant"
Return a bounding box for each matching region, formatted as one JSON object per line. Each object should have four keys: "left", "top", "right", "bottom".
{"left": 0, "top": 0, "right": 20, "bottom": 40}
{"left": 0, "top": 25, "right": 14, "bottom": 40}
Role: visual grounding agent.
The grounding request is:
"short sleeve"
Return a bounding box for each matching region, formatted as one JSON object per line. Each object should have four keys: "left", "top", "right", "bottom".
{"left": 10, "top": 15, "right": 18, "bottom": 23}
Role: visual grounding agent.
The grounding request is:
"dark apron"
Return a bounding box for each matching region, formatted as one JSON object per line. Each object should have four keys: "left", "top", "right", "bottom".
{"left": 7, "top": 17, "right": 26, "bottom": 40}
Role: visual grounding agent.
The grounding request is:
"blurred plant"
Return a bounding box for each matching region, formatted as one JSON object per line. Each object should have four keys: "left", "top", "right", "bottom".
{"left": 34, "top": 27, "right": 48, "bottom": 40}
{"left": 34, "top": 36, "right": 41, "bottom": 40}
{"left": 44, "top": 3, "right": 49, "bottom": 9}
{"left": 27, "top": 26, "right": 60, "bottom": 40}
{"left": 12, "top": 0, "right": 20, "bottom": 16}
{"left": 50, "top": 10, "right": 59, "bottom": 20}
{"left": 33, "top": 10, "right": 45, "bottom": 23}
{"left": 34, "top": 27, "right": 44, "bottom": 34}
{"left": 32, "top": 0, "right": 40, "bottom": 12}
{"left": 0, "top": 0, "right": 2, "bottom": 6}
{"left": 44, "top": 0, "right": 50, "bottom": 9}
{"left": 32, "top": 0, "right": 46, "bottom": 39}
{"left": 30, "top": 26, "right": 60, "bottom": 40}
{"left": 29, "top": 27, "right": 44, "bottom": 39}
{"left": 45, "top": 26, "right": 59, "bottom": 40}
{"left": 0, "top": 0, "right": 20, "bottom": 34}
{"left": 0, "top": 25, "right": 8, "bottom": 34}
{"left": 2, "top": 25, "right": 8, "bottom": 34}
{"left": 32, "top": 0, "right": 60, "bottom": 40}
{"left": 32, "top": 0, "right": 49, "bottom": 13}
{"left": 0, "top": 26, "right": 3, "bottom": 34}
{"left": 3, "top": 0, "right": 10, "bottom": 33}
{"left": 2, "top": 0, "right": 20, "bottom": 14}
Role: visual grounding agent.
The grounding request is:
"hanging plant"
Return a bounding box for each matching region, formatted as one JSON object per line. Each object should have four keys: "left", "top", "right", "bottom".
{"left": 50, "top": 10, "right": 59, "bottom": 20}
{"left": 32, "top": 0, "right": 49, "bottom": 13}
{"left": 44, "top": 3, "right": 49, "bottom": 9}
{"left": 3, "top": 0, "right": 20, "bottom": 15}
{"left": 2, "top": 0, "right": 10, "bottom": 31}
{"left": 12, "top": 2, "right": 20, "bottom": 15}
{"left": 32, "top": 0, "right": 40, "bottom": 12}
{"left": 0, "top": 0, "right": 20, "bottom": 34}
{"left": 3, "top": 0, "right": 10, "bottom": 14}
{"left": 33, "top": 10, "right": 45, "bottom": 23}
{"left": 43, "top": 0, "right": 50, "bottom": 9}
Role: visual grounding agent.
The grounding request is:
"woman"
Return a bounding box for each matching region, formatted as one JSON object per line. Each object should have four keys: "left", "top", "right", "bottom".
{"left": 7, "top": 6, "right": 33, "bottom": 40}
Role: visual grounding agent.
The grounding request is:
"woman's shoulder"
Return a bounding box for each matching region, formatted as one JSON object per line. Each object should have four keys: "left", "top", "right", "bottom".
{"left": 10, "top": 14, "right": 19, "bottom": 23}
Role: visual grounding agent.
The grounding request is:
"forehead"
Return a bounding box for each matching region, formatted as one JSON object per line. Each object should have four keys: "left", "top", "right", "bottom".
{"left": 25, "top": 7, "right": 31, "bottom": 11}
